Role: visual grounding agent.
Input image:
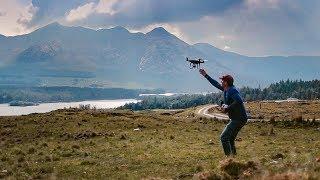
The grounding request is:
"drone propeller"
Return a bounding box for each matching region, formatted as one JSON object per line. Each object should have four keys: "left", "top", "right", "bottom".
{"left": 198, "top": 59, "right": 208, "bottom": 63}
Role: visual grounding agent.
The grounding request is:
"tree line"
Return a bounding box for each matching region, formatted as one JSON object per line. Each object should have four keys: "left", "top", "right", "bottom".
{"left": 121, "top": 79, "right": 320, "bottom": 110}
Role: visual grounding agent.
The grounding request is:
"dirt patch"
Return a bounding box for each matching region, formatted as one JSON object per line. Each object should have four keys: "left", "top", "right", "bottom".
{"left": 193, "top": 171, "right": 222, "bottom": 180}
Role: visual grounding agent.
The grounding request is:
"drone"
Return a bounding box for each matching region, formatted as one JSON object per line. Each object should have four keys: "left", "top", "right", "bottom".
{"left": 186, "top": 57, "right": 207, "bottom": 69}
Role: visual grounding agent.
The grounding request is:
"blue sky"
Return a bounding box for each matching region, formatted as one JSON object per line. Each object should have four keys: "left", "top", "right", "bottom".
{"left": 0, "top": 0, "right": 319, "bottom": 56}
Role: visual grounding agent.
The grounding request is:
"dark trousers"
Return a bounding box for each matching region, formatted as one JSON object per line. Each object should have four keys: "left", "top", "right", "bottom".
{"left": 220, "top": 120, "right": 246, "bottom": 156}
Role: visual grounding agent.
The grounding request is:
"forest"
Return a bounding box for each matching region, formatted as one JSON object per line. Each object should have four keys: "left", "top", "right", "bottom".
{"left": 121, "top": 79, "right": 320, "bottom": 110}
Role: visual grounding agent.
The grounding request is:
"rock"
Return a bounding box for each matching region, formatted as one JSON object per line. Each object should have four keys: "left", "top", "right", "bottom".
{"left": 208, "top": 139, "right": 214, "bottom": 145}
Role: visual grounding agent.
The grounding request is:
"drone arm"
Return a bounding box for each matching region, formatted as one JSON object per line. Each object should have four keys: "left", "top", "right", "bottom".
{"left": 204, "top": 74, "right": 224, "bottom": 91}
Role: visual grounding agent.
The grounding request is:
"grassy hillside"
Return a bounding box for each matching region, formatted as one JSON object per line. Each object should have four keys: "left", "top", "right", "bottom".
{"left": 0, "top": 86, "right": 164, "bottom": 104}
{"left": 0, "top": 108, "right": 320, "bottom": 179}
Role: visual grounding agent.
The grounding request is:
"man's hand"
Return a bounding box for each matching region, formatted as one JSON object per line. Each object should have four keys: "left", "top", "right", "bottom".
{"left": 216, "top": 107, "right": 226, "bottom": 113}
{"left": 199, "top": 69, "right": 207, "bottom": 77}
{"left": 221, "top": 104, "right": 228, "bottom": 113}
{"left": 216, "top": 104, "right": 228, "bottom": 113}
{"left": 221, "top": 107, "right": 228, "bottom": 113}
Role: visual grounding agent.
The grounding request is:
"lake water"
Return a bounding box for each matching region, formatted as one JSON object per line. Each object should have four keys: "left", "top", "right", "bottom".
{"left": 0, "top": 99, "right": 139, "bottom": 116}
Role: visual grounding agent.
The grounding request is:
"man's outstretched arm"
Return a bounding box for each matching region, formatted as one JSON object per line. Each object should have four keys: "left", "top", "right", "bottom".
{"left": 199, "top": 69, "right": 224, "bottom": 91}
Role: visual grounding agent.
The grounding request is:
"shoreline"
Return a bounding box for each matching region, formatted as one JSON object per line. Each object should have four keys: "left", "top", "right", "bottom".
{"left": 0, "top": 99, "right": 140, "bottom": 116}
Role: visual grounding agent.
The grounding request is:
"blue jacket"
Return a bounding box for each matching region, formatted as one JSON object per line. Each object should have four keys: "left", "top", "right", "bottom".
{"left": 205, "top": 74, "right": 248, "bottom": 122}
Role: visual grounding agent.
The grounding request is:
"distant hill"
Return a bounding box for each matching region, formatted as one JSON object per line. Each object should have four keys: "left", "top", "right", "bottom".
{"left": 0, "top": 22, "right": 319, "bottom": 92}
{"left": 0, "top": 86, "right": 164, "bottom": 104}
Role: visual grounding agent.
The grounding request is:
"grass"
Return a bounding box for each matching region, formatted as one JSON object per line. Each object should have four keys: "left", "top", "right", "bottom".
{"left": 246, "top": 100, "right": 320, "bottom": 120}
{"left": 208, "top": 100, "right": 320, "bottom": 121}
{"left": 0, "top": 106, "right": 320, "bottom": 179}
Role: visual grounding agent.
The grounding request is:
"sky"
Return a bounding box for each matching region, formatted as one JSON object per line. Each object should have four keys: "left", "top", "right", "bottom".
{"left": 0, "top": 0, "right": 319, "bottom": 56}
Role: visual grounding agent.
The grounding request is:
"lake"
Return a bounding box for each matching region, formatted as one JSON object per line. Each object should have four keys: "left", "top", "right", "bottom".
{"left": 0, "top": 99, "right": 139, "bottom": 116}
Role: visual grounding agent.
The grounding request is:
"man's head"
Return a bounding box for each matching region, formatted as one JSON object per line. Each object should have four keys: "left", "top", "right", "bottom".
{"left": 220, "top": 74, "right": 234, "bottom": 89}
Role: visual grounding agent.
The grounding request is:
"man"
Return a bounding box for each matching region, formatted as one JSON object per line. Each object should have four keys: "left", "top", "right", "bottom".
{"left": 199, "top": 69, "right": 247, "bottom": 156}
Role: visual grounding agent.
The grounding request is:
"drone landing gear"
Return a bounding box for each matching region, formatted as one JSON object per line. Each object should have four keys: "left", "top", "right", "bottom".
{"left": 189, "top": 63, "right": 200, "bottom": 69}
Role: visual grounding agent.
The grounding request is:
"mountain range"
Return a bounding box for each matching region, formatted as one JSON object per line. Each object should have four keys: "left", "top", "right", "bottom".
{"left": 0, "top": 22, "right": 319, "bottom": 92}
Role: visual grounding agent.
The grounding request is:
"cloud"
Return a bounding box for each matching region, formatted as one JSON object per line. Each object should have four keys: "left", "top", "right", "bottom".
{"left": 66, "top": 2, "right": 96, "bottom": 22}
{"left": 0, "top": 0, "right": 37, "bottom": 36}
{"left": 95, "top": 0, "right": 118, "bottom": 15}
{"left": 65, "top": 0, "right": 118, "bottom": 22}
{"left": 27, "top": 0, "right": 98, "bottom": 27}
{"left": 176, "top": 0, "right": 320, "bottom": 56}
{"left": 64, "top": 0, "right": 243, "bottom": 27}
{"left": 17, "top": 3, "right": 38, "bottom": 27}
{"left": 1, "top": 0, "right": 319, "bottom": 56}
{"left": 0, "top": 11, "right": 6, "bottom": 16}
{"left": 245, "top": 0, "right": 281, "bottom": 8}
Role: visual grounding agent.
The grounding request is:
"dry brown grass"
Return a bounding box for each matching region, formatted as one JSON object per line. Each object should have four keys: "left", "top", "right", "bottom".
{"left": 246, "top": 100, "right": 320, "bottom": 120}
{"left": 208, "top": 100, "right": 320, "bottom": 121}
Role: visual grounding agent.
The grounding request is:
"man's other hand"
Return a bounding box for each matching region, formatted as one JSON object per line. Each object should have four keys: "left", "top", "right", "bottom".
{"left": 217, "top": 106, "right": 227, "bottom": 113}
{"left": 199, "top": 69, "right": 207, "bottom": 76}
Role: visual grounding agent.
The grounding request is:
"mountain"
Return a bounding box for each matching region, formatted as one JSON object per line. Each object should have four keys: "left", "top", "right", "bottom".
{"left": 0, "top": 22, "right": 319, "bottom": 92}
{"left": 16, "top": 41, "right": 63, "bottom": 63}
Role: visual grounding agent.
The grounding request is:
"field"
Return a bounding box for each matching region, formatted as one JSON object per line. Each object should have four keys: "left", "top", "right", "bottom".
{"left": 0, "top": 104, "right": 320, "bottom": 179}
{"left": 209, "top": 100, "right": 320, "bottom": 121}
{"left": 246, "top": 100, "right": 320, "bottom": 120}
